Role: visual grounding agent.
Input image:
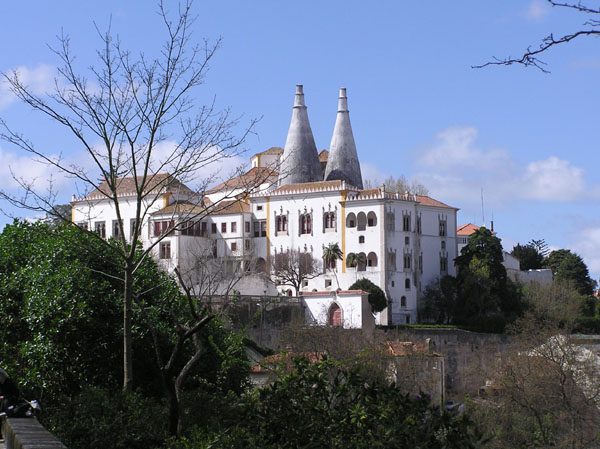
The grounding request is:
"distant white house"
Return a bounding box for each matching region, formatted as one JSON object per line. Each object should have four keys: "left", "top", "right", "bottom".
{"left": 302, "top": 290, "right": 376, "bottom": 330}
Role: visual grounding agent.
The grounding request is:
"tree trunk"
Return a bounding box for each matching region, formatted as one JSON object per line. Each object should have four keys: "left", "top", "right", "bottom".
{"left": 164, "top": 374, "right": 180, "bottom": 437}
{"left": 123, "top": 266, "right": 134, "bottom": 392}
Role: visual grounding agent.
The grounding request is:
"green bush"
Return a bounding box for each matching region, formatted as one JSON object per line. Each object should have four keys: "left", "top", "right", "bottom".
{"left": 42, "top": 387, "right": 167, "bottom": 449}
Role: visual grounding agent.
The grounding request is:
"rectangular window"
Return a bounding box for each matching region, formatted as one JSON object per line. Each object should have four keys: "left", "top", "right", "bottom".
{"left": 419, "top": 254, "right": 423, "bottom": 274}
{"left": 130, "top": 218, "right": 138, "bottom": 239}
{"left": 405, "top": 236, "right": 409, "bottom": 245}
{"left": 325, "top": 279, "right": 332, "bottom": 288}
{"left": 359, "top": 235, "right": 365, "bottom": 244}
{"left": 231, "top": 242, "right": 237, "bottom": 252}
{"left": 245, "top": 239, "right": 251, "bottom": 250}
{"left": 159, "top": 242, "right": 171, "bottom": 259}
{"left": 245, "top": 221, "right": 250, "bottom": 233}
{"left": 77, "top": 222, "right": 88, "bottom": 231}
{"left": 94, "top": 221, "right": 106, "bottom": 238}
{"left": 201, "top": 221, "right": 207, "bottom": 236}
{"left": 302, "top": 279, "right": 308, "bottom": 287}
{"left": 231, "top": 222, "right": 237, "bottom": 233}
{"left": 440, "top": 256, "right": 448, "bottom": 273}
{"left": 260, "top": 220, "right": 267, "bottom": 237}
{"left": 254, "top": 221, "right": 260, "bottom": 237}
{"left": 154, "top": 220, "right": 173, "bottom": 237}
{"left": 439, "top": 219, "right": 447, "bottom": 237}
{"left": 403, "top": 214, "right": 411, "bottom": 232}
{"left": 416, "top": 216, "right": 422, "bottom": 234}
{"left": 257, "top": 205, "right": 263, "bottom": 211}
{"left": 221, "top": 222, "right": 227, "bottom": 233}
{"left": 112, "top": 220, "right": 122, "bottom": 239}
{"left": 211, "top": 223, "right": 217, "bottom": 234}
{"left": 404, "top": 254, "right": 411, "bottom": 270}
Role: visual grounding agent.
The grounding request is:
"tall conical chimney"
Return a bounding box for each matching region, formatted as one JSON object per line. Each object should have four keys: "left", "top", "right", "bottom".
{"left": 278, "top": 85, "right": 322, "bottom": 186}
{"left": 324, "top": 87, "right": 363, "bottom": 189}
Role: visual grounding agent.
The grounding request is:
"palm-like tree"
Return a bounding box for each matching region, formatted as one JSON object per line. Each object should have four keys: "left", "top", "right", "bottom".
{"left": 323, "top": 242, "right": 343, "bottom": 289}
{"left": 345, "top": 252, "right": 365, "bottom": 282}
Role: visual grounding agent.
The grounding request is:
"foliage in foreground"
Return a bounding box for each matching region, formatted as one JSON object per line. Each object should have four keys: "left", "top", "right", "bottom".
{"left": 169, "top": 357, "right": 482, "bottom": 449}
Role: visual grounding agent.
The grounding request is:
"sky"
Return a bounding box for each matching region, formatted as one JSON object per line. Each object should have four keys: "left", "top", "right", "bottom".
{"left": 1, "top": 0, "right": 599, "bottom": 280}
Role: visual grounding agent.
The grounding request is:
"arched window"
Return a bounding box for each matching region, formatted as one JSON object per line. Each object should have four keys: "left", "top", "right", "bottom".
{"left": 357, "top": 252, "right": 367, "bottom": 271}
{"left": 300, "top": 214, "right": 312, "bottom": 235}
{"left": 367, "top": 252, "right": 378, "bottom": 267}
{"left": 288, "top": 289, "right": 293, "bottom": 296}
{"left": 324, "top": 212, "right": 336, "bottom": 230}
{"left": 367, "top": 211, "right": 377, "bottom": 227}
{"left": 329, "top": 303, "right": 342, "bottom": 327}
{"left": 357, "top": 212, "right": 367, "bottom": 231}
{"left": 255, "top": 257, "right": 266, "bottom": 273}
{"left": 405, "top": 278, "right": 411, "bottom": 289}
{"left": 346, "top": 212, "right": 356, "bottom": 228}
{"left": 401, "top": 296, "right": 407, "bottom": 307}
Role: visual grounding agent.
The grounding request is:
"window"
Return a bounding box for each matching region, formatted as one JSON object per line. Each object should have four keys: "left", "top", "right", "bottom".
{"left": 405, "top": 236, "right": 410, "bottom": 245}
{"left": 245, "top": 239, "right": 251, "bottom": 250}
{"left": 388, "top": 252, "right": 396, "bottom": 270}
{"left": 440, "top": 256, "right": 448, "bottom": 273}
{"left": 402, "top": 214, "right": 411, "bottom": 232}
{"left": 401, "top": 296, "right": 406, "bottom": 307}
{"left": 276, "top": 215, "right": 288, "bottom": 233}
{"left": 159, "top": 242, "right": 171, "bottom": 259}
{"left": 346, "top": 212, "right": 356, "bottom": 228}
{"left": 154, "top": 220, "right": 173, "bottom": 237}
{"left": 130, "top": 219, "right": 138, "bottom": 239}
{"left": 201, "top": 221, "right": 207, "bottom": 236}
{"left": 94, "top": 221, "right": 106, "bottom": 238}
{"left": 77, "top": 222, "right": 88, "bottom": 231}
{"left": 325, "top": 279, "right": 332, "bottom": 288}
{"left": 245, "top": 221, "right": 250, "bottom": 233}
{"left": 300, "top": 214, "right": 312, "bottom": 235}
{"left": 367, "top": 211, "right": 377, "bottom": 227}
{"left": 439, "top": 219, "right": 447, "bottom": 237}
{"left": 221, "top": 222, "right": 227, "bottom": 233}
{"left": 405, "top": 278, "right": 411, "bottom": 289}
{"left": 181, "top": 221, "right": 202, "bottom": 236}
{"left": 419, "top": 254, "right": 423, "bottom": 273}
{"left": 231, "top": 221, "right": 237, "bottom": 233}
{"left": 231, "top": 242, "right": 237, "bottom": 252}
{"left": 405, "top": 315, "right": 410, "bottom": 324}
{"left": 112, "top": 220, "right": 122, "bottom": 239}
{"left": 302, "top": 279, "right": 309, "bottom": 287}
{"left": 416, "top": 216, "right": 422, "bottom": 234}
{"left": 324, "top": 212, "right": 336, "bottom": 230}
{"left": 387, "top": 212, "right": 395, "bottom": 231}
{"left": 211, "top": 223, "right": 217, "bottom": 234}
{"left": 357, "top": 212, "right": 367, "bottom": 231}
{"left": 391, "top": 280, "right": 395, "bottom": 287}
{"left": 359, "top": 235, "right": 365, "bottom": 244}
{"left": 441, "top": 240, "right": 446, "bottom": 250}
{"left": 404, "top": 253, "right": 411, "bottom": 270}
{"left": 256, "top": 205, "right": 263, "bottom": 211}
{"left": 253, "top": 220, "right": 266, "bottom": 237}
{"left": 367, "top": 252, "right": 378, "bottom": 267}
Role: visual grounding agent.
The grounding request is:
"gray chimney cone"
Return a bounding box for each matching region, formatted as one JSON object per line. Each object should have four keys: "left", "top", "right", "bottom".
{"left": 324, "top": 87, "right": 363, "bottom": 189}
{"left": 278, "top": 85, "right": 322, "bottom": 186}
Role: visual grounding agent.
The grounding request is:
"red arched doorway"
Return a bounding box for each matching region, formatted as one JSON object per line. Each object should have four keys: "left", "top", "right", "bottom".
{"left": 329, "top": 303, "right": 342, "bottom": 327}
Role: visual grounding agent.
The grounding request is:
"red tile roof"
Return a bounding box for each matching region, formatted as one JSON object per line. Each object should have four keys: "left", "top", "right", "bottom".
{"left": 301, "top": 290, "right": 366, "bottom": 296}
{"left": 152, "top": 199, "right": 250, "bottom": 216}
{"left": 415, "top": 195, "right": 455, "bottom": 209}
{"left": 82, "top": 174, "right": 192, "bottom": 200}
{"left": 207, "top": 166, "right": 278, "bottom": 194}
{"left": 457, "top": 223, "right": 496, "bottom": 236}
{"left": 258, "top": 146, "right": 284, "bottom": 156}
{"left": 271, "top": 179, "right": 347, "bottom": 194}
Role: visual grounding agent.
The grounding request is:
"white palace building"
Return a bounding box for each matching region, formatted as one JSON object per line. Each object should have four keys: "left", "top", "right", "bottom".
{"left": 71, "top": 85, "right": 458, "bottom": 325}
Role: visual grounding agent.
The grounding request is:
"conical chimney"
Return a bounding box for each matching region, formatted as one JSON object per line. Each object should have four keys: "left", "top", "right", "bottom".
{"left": 324, "top": 87, "right": 363, "bottom": 189}
{"left": 278, "top": 85, "right": 322, "bottom": 186}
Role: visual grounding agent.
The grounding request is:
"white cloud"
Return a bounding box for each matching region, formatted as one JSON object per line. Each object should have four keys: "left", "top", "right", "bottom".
{"left": 0, "top": 64, "right": 56, "bottom": 110}
{"left": 570, "top": 226, "right": 600, "bottom": 281}
{"left": 524, "top": 0, "right": 550, "bottom": 21}
{"left": 412, "top": 126, "right": 593, "bottom": 206}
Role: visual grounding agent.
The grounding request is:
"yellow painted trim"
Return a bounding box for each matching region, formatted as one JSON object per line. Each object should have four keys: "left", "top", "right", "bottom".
{"left": 163, "top": 193, "right": 169, "bottom": 208}
{"left": 265, "top": 197, "right": 271, "bottom": 273}
{"left": 341, "top": 191, "right": 347, "bottom": 273}
{"left": 257, "top": 153, "right": 262, "bottom": 167}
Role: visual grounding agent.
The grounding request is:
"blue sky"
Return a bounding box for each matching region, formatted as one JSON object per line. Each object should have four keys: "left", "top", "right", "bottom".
{"left": 1, "top": 1, "right": 599, "bottom": 280}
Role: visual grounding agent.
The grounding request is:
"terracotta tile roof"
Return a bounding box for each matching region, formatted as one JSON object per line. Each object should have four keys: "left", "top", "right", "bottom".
{"left": 319, "top": 149, "right": 329, "bottom": 162}
{"left": 81, "top": 173, "right": 192, "bottom": 200}
{"left": 152, "top": 199, "right": 250, "bottom": 216}
{"left": 457, "top": 223, "right": 496, "bottom": 236}
{"left": 207, "top": 166, "right": 278, "bottom": 194}
{"left": 301, "top": 290, "right": 366, "bottom": 296}
{"left": 385, "top": 341, "right": 442, "bottom": 357}
{"left": 415, "top": 195, "right": 455, "bottom": 209}
{"left": 258, "top": 146, "right": 284, "bottom": 156}
{"left": 251, "top": 351, "right": 325, "bottom": 373}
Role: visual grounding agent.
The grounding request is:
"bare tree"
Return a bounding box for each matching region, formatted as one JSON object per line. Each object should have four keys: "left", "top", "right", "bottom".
{"left": 0, "top": 2, "right": 264, "bottom": 391}
{"left": 270, "top": 248, "right": 321, "bottom": 296}
{"left": 364, "top": 175, "right": 429, "bottom": 196}
{"left": 134, "top": 252, "right": 245, "bottom": 437}
{"left": 474, "top": 1, "right": 600, "bottom": 73}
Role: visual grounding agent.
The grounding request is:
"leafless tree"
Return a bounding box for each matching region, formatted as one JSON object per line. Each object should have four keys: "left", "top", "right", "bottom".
{"left": 270, "top": 248, "right": 321, "bottom": 296}
{"left": 133, "top": 252, "right": 245, "bottom": 437}
{"left": 364, "top": 175, "right": 429, "bottom": 196}
{"left": 474, "top": 1, "right": 600, "bottom": 73}
{"left": 0, "top": 1, "right": 266, "bottom": 391}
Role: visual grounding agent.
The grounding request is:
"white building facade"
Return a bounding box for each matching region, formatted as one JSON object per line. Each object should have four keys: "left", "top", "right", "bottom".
{"left": 71, "top": 85, "right": 459, "bottom": 325}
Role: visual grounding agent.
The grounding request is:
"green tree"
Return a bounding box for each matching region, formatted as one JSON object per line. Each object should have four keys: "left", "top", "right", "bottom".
{"left": 510, "top": 243, "right": 543, "bottom": 270}
{"left": 322, "top": 242, "right": 343, "bottom": 289}
{"left": 419, "top": 275, "right": 458, "bottom": 324}
{"left": 455, "top": 227, "right": 523, "bottom": 331}
{"left": 184, "top": 357, "right": 481, "bottom": 449}
{"left": 349, "top": 278, "right": 387, "bottom": 313}
{"left": 544, "top": 249, "right": 596, "bottom": 296}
